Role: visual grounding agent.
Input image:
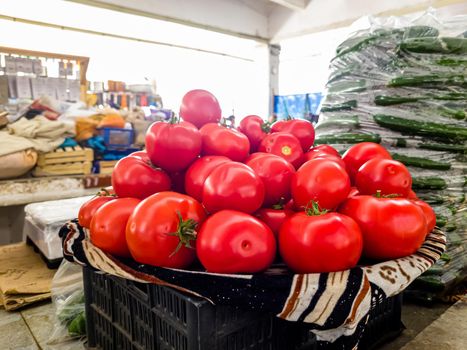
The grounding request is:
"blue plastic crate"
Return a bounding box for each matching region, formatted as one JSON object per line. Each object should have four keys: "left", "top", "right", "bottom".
{"left": 98, "top": 127, "right": 135, "bottom": 148}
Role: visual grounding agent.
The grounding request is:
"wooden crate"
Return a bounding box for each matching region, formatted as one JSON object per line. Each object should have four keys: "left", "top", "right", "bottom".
{"left": 96, "top": 160, "right": 118, "bottom": 175}
{"left": 37, "top": 146, "right": 93, "bottom": 166}
{"left": 33, "top": 161, "right": 92, "bottom": 177}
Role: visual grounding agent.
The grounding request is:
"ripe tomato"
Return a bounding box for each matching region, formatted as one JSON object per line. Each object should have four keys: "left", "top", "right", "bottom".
{"left": 168, "top": 170, "right": 186, "bottom": 194}
{"left": 126, "top": 192, "right": 206, "bottom": 268}
{"left": 356, "top": 158, "right": 412, "bottom": 197}
{"left": 408, "top": 189, "right": 418, "bottom": 199}
{"left": 246, "top": 154, "right": 295, "bottom": 207}
{"left": 203, "top": 162, "right": 265, "bottom": 214}
{"left": 413, "top": 199, "right": 436, "bottom": 234}
{"left": 200, "top": 123, "right": 250, "bottom": 162}
{"left": 279, "top": 211, "right": 363, "bottom": 273}
{"left": 309, "top": 144, "right": 340, "bottom": 157}
{"left": 292, "top": 158, "right": 350, "bottom": 210}
{"left": 271, "top": 119, "right": 315, "bottom": 152}
{"left": 90, "top": 198, "right": 141, "bottom": 257}
{"left": 303, "top": 151, "right": 346, "bottom": 170}
{"left": 348, "top": 187, "right": 360, "bottom": 198}
{"left": 197, "top": 210, "right": 276, "bottom": 273}
{"left": 78, "top": 195, "right": 116, "bottom": 229}
{"left": 146, "top": 120, "right": 201, "bottom": 172}
{"left": 185, "top": 156, "right": 230, "bottom": 201}
{"left": 255, "top": 207, "right": 294, "bottom": 238}
{"left": 238, "top": 115, "right": 269, "bottom": 152}
{"left": 179, "top": 89, "right": 221, "bottom": 128}
{"left": 342, "top": 142, "right": 392, "bottom": 183}
{"left": 270, "top": 120, "right": 287, "bottom": 133}
{"left": 258, "top": 132, "right": 304, "bottom": 169}
{"left": 111, "top": 154, "right": 171, "bottom": 199}
{"left": 339, "top": 196, "right": 427, "bottom": 260}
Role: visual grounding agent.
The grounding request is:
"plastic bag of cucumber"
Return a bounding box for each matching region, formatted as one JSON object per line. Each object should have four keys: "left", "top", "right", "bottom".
{"left": 316, "top": 8, "right": 467, "bottom": 302}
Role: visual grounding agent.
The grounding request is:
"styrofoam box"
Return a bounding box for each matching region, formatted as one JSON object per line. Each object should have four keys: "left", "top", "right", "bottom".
{"left": 23, "top": 196, "right": 93, "bottom": 260}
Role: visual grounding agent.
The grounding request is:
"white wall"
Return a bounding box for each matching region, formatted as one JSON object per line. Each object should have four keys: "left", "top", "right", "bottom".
{"left": 269, "top": 0, "right": 467, "bottom": 40}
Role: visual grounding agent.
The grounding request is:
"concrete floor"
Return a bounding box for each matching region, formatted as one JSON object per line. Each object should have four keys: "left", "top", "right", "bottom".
{"left": 0, "top": 298, "right": 465, "bottom": 349}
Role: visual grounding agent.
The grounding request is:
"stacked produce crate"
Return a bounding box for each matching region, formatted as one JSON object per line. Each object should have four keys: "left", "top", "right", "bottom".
{"left": 33, "top": 146, "right": 94, "bottom": 176}
{"left": 316, "top": 23, "right": 466, "bottom": 301}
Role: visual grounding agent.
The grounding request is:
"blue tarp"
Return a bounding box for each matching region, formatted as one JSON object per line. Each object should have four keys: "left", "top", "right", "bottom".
{"left": 273, "top": 93, "right": 323, "bottom": 122}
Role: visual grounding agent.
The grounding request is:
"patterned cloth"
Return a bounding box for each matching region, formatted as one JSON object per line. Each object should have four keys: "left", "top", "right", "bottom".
{"left": 60, "top": 220, "right": 446, "bottom": 347}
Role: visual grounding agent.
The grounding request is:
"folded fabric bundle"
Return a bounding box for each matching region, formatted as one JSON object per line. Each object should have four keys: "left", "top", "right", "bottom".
{"left": 8, "top": 116, "right": 75, "bottom": 139}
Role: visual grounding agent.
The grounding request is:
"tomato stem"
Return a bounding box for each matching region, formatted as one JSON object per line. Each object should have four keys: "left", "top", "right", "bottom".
{"left": 261, "top": 122, "right": 271, "bottom": 133}
{"left": 272, "top": 197, "right": 286, "bottom": 210}
{"left": 374, "top": 190, "right": 402, "bottom": 198}
{"left": 167, "top": 211, "right": 198, "bottom": 257}
{"left": 304, "top": 201, "right": 327, "bottom": 216}
{"left": 96, "top": 188, "right": 116, "bottom": 197}
{"left": 169, "top": 112, "right": 179, "bottom": 124}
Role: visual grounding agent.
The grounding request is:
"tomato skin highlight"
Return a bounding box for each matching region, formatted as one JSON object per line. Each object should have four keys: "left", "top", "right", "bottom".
{"left": 339, "top": 196, "right": 427, "bottom": 260}
{"left": 303, "top": 151, "right": 346, "bottom": 170}
{"left": 126, "top": 192, "right": 207, "bottom": 268}
{"left": 292, "top": 158, "right": 350, "bottom": 210}
{"left": 342, "top": 142, "right": 392, "bottom": 183}
{"left": 145, "top": 120, "right": 202, "bottom": 172}
{"left": 78, "top": 196, "right": 116, "bottom": 229}
{"left": 258, "top": 132, "right": 304, "bottom": 169}
{"left": 279, "top": 212, "right": 363, "bottom": 273}
{"left": 356, "top": 158, "right": 412, "bottom": 197}
{"left": 246, "top": 154, "right": 295, "bottom": 207}
{"left": 200, "top": 123, "right": 250, "bottom": 162}
{"left": 202, "top": 162, "right": 265, "bottom": 214}
{"left": 196, "top": 210, "right": 276, "bottom": 273}
{"left": 309, "top": 144, "right": 340, "bottom": 158}
{"left": 90, "top": 198, "right": 141, "bottom": 258}
{"left": 238, "top": 115, "right": 268, "bottom": 152}
{"left": 179, "top": 89, "right": 222, "bottom": 128}
{"left": 184, "top": 156, "right": 230, "bottom": 202}
{"left": 111, "top": 154, "right": 171, "bottom": 199}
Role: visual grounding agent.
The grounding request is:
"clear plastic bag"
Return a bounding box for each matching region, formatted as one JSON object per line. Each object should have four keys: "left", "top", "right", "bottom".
{"left": 317, "top": 8, "right": 467, "bottom": 301}
{"left": 47, "top": 260, "right": 86, "bottom": 349}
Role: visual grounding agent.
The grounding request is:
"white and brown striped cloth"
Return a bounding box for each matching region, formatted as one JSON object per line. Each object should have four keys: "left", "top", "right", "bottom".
{"left": 60, "top": 220, "right": 445, "bottom": 346}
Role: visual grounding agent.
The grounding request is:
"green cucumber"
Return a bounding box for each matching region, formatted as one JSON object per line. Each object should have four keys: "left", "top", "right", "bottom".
{"left": 436, "top": 215, "right": 447, "bottom": 227}
{"left": 416, "top": 194, "right": 445, "bottom": 205}
{"left": 374, "top": 95, "right": 420, "bottom": 106}
{"left": 400, "top": 37, "right": 467, "bottom": 54}
{"left": 412, "top": 177, "right": 447, "bottom": 190}
{"left": 436, "top": 58, "right": 467, "bottom": 67}
{"left": 391, "top": 153, "right": 451, "bottom": 170}
{"left": 335, "top": 29, "right": 403, "bottom": 58}
{"left": 316, "top": 115, "right": 359, "bottom": 129}
{"left": 314, "top": 133, "right": 381, "bottom": 145}
{"left": 404, "top": 25, "right": 439, "bottom": 38}
{"left": 388, "top": 74, "right": 466, "bottom": 88}
{"left": 321, "top": 100, "right": 357, "bottom": 112}
{"left": 418, "top": 143, "right": 467, "bottom": 154}
{"left": 373, "top": 114, "right": 467, "bottom": 142}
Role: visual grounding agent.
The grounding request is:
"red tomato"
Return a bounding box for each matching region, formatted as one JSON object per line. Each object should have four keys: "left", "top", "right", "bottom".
{"left": 244, "top": 152, "right": 269, "bottom": 163}
{"left": 238, "top": 115, "right": 269, "bottom": 152}
{"left": 303, "top": 151, "right": 346, "bottom": 170}
{"left": 203, "top": 162, "right": 265, "bottom": 214}
{"left": 255, "top": 207, "right": 294, "bottom": 238}
{"left": 78, "top": 195, "right": 116, "bottom": 229}
{"left": 179, "top": 89, "right": 221, "bottom": 128}
{"left": 413, "top": 199, "right": 436, "bottom": 234}
{"left": 279, "top": 212, "right": 363, "bottom": 273}
{"left": 270, "top": 120, "right": 287, "bottom": 133}
{"left": 258, "top": 132, "right": 304, "bottom": 169}
{"left": 408, "top": 189, "right": 418, "bottom": 199}
{"left": 200, "top": 123, "right": 250, "bottom": 162}
{"left": 309, "top": 144, "right": 341, "bottom": 157}
{"left": 342, "top": 142, "right": 392, "bottom": 183}
{"left": 292, "top": 158, "right": 350, "bottom": 210}
{"left": 348, "top": 187, "right": 360, "bottom": 198}
{"left": 168, "top": 170, "right": 186, "bottom": 194}
{"left": 271, "top": 119, "right": 315, "bottom": 152}
{"left": 90, "top": 198, "right": 141, "bottom": 257}
{"left": 126, "top": 192, "right": 206, "bottom": 268}
{"left": 185, "top": 156, "right": 230, "bottom": 201}
{"left": 146, "top": 120, "right": 201, "bottom": 172}
{"left": 197, "top": 210, "right": 276, "bottom": 273}
{"left": 246, "top": 154, "right": 295, "bottom": 207}
{"left": 356, "top": 158, "right": 412, "bottom": 197}
{"left": 339, "top": 196, "right": 427, "bottom": 260}
{"left": 111, "top": 154, "right": 171, "bottom": 199}
{"left": 129, "top": 150, "right": 150, "bottom": 160}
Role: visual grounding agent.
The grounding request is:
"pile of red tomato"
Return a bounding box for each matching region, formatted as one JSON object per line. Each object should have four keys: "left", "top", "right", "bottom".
{"left": 78, "top": 89, "right": 436, "bottom": 275}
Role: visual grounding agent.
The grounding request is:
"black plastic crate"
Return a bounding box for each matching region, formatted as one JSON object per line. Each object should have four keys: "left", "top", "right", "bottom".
{"left": 83, "top": 268, "right": 402, "bottom": 350}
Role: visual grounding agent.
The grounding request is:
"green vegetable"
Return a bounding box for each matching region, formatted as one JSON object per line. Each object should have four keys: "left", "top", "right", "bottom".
{"left": 373, "top": 114, "right": 467, "bottom": 142}
{"left": 374, "top": 95, "right": 420, "bottom": 106}
{"left": 321, "top": 100, "right": 357, "bottom": 112}
{"left": 436, "top": 215, "right": 447, "bottom": 227}
{"left": 440, "top": 253, "right": 452, "bottom": 262}
{"left": 67, "top": 312, "right": 86, "bottom": 336}
{"left": 418, "top": 143, "right": 467, "bottom": 154}
{"left": 316, "top": 115, "right": 359, "bottom": 129}
{"left": 436, "top": 58, "right": 467, "bottom": 67}
{"left": 388, "top": 74, "right": 466, "bottom": 88}
{"left": 404, "top": 26, "right": 439, "bottom": 38}
{"left": 391, "top": 153, "right": 451, "bottom": 170}
{"left": 416, "top": 194, "right": 445, "bottom": 205}
{"left": 314, "top": 133, "right": 381, "bottom": 144}
{"left": 400, "top": 37, "right": 467, "bottom": 54}
{"left": 412, "top": 177, "right": 447, "bottom": 190}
